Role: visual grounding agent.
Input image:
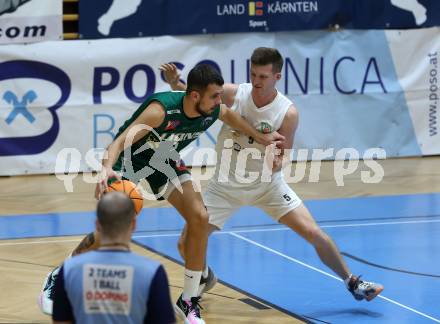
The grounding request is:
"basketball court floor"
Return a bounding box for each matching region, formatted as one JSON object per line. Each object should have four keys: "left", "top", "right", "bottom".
{"left": 1, "top": 157, "right": 439, "bottom": 323}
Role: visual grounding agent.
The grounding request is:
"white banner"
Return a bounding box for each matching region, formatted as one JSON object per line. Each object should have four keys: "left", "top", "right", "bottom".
{"left": 0, "top": 29, "right": 439, "bottom": 175}
{"left": 387, "top": 28, "right": 440, "bottom": 155}
{"left": 0, "top": 0, "right": 62, "bottom": 44}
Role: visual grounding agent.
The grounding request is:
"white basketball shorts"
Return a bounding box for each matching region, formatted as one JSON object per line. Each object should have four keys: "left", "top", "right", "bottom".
{"left": 203, "top": 172, "right": 302, "bottom": 229}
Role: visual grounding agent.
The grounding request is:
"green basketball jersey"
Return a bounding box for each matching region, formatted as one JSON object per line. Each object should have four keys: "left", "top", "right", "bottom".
{"left": 113, "top": 91, "right": 220, "bottom": 176}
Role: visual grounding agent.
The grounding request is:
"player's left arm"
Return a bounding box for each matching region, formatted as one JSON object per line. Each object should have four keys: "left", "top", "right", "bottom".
{"left": 159, "top": 63, "right": 186, "bottom": 91}
{"left": 273, "top": 105, "right": 299, "bottom": 171}
{"left": 219, "top": 104, "right": 285, "bottom": 146}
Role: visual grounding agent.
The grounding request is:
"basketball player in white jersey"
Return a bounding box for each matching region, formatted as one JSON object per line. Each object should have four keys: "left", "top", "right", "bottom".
{"left": 161, "top": 47, "right": 384, "bottom": 302}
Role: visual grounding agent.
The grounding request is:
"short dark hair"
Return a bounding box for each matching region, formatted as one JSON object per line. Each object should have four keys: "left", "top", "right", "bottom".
{"left": 97, "top": 192, "right": 135, "bottom": 238}
{"left": 186, "top": 64, "right": 224, "bottom": 95}
{"left": 251, "top": 47, "right": 283, "bottom": 73}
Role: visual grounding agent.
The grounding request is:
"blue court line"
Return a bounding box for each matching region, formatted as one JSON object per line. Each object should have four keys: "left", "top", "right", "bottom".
{"left": 0, "top": 220, "right": 438, "bottom": 322}
{"left": 134, "top": 219, "right": 440, "bottom": 323}
{"left": 228, "top": 232, "right": 440, "bottom": 323}
{"left": 130, "top": 193, "right": 440, "bottom": 324}
{"left": 1, "top": 193, "right": 439, "bottom": 323}
{"left": 1, "top": 193, "right": 440, "bottom": 240}
{"left": 0, "top": 208, "right": 185, "bottom": 240}
{"left": 1, "top": 217, "right": 439, "bottom": 246}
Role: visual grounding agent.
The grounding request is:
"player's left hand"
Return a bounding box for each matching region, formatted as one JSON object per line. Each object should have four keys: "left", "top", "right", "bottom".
{"left": 272, "top": 151, "right": 284, "bottom": 172}
{"left": 264, "top": 143, "right": 284, "bottom": 172}
{"left": 94, "top": 167, "right": 121, "bottom": 200}
{"left": 159, "top": 63, "right": 180, "bottom": 86}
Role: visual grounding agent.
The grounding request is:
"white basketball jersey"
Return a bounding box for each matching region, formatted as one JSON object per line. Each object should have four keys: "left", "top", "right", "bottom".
{"left": 215, "top": 83, "right": 291, "bottom": 186}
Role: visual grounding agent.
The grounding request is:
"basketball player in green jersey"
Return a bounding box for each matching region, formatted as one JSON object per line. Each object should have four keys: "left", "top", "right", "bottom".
{"left": 39, "top": 64, "right": 284, "bottom": 324}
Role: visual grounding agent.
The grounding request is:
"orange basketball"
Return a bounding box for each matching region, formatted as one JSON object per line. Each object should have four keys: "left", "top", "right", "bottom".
{"left": 104, "top": 180, "right": 143, "bottom": 215}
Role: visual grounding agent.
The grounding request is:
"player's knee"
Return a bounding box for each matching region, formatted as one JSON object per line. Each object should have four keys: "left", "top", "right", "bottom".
{"left": 186, "top": 209, "right": 209, "bottom": 231}
{"left": 306, "top": 227, "right": 327, "bottom": 246}
{"left": 313, "top": 229, "right": 330, "bottom": 247}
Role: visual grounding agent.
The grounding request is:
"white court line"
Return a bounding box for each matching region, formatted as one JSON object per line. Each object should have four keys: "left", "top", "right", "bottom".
{"left": 135, "top": 218, "right": 440, "bottom": 237}
{"left": 231, "top": 219, "right": 440, "bottom": 234}
{"left": 1, "top": 221, "right": 439, "bottom": 320}
{"left": 0, "top": 234, "right": 179, "bottom": 246}
{"left": 320, "top": 219, "right": 440, "bottom": 229}
{"left": 229, "top": 232, "right": 440, "bottom": 323}
{"left": 133, "top": 233, "right": 182, "bottom": 239}
{"left": 0, "top": 238, "right": 81, "bottom": 246}
{"left": 2, "top": 218, "right": 440, "bottom": 246}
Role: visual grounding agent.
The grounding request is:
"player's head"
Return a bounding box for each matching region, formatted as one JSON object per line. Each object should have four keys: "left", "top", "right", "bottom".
{"left": 250, "top": 47, "right": 283, "bottom": 93}
{"left": 96, "top": 191, "right": 136, "bottom": 240}
{"left": 186, "top": 64, "right": 224, "bottom": 116}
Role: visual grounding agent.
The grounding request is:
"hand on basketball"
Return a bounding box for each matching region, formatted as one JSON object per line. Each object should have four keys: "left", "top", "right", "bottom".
{"left": 95, "top": 167, "right": 121, "bottom": 200}
{"left": 159, "top": 63, "right": 180, "bottom": 86}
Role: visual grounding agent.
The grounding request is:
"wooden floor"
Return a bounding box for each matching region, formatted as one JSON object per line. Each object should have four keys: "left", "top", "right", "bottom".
{"left": 1, "top": 157, "right": 439, "bottom": 323}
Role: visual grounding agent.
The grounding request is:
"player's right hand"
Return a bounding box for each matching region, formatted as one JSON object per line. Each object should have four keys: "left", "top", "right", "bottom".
{"left": 94, "top": 167, "right": 121, "bottom": 200}
{"left": 159, "top": 63, "right": 180, "bottom": 86}
{"left": 257, "top": 130, "right": 285, "bottom": 147}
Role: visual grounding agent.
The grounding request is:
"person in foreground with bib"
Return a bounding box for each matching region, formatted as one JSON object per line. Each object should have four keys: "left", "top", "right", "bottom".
{"left": 51, "top": 191, "right": 175, "bottom": 324}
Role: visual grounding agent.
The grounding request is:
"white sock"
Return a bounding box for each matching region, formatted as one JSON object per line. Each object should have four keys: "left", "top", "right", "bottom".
{"left": 344, "top": 274, "right": 353, "bottom": 288}
{"left": 183, "top": 269, "right": 202, "bottom": 301}
{"left": 202, "top": 265, "right": 209, "bottom": 278}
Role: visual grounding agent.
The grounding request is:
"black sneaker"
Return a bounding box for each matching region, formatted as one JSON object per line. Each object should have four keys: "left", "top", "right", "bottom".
{"left": 348, "top": 275, "right": 384, "bottom": 301}
{"left": 38, "top": 266, "right": 60, "bottom": 315}
{"left": 198, "top": 266, "right": 217, "bottom": 296}
{"left": 174, "top": 294, "right": 205, "bottom": 324}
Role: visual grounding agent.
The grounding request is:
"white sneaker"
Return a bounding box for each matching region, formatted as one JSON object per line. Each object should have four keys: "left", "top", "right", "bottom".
{"left": 37, "top": 266, "right": 60, "bottom": 315}
{"left": 347, "top": 275, "right": 384, "bottom": 301}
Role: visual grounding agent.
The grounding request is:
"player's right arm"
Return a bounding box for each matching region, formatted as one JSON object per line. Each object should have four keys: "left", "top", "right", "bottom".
{"left": 95, "top": 102, "right": 165, "bottom": 199}
{"left": 159, "top": 63, "right": 239, "bottom": 107}
{"left": 271, "top": 105, "right": 299, "bottom": 172}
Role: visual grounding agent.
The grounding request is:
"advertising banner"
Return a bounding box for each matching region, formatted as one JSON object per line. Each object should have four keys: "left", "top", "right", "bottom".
{"left": 79, "top": 0, "right": 440, "bottom": 39}
{"left": 0, "top": 0, "right": 63, "bottom": 44}
{"left": 0, "top": 29, "right": 438, "bottom": 175}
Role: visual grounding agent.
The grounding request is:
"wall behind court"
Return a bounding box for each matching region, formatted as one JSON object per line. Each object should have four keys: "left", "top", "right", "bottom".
{"left": 0, "top": 29, "right": 438, "bottom": 175}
